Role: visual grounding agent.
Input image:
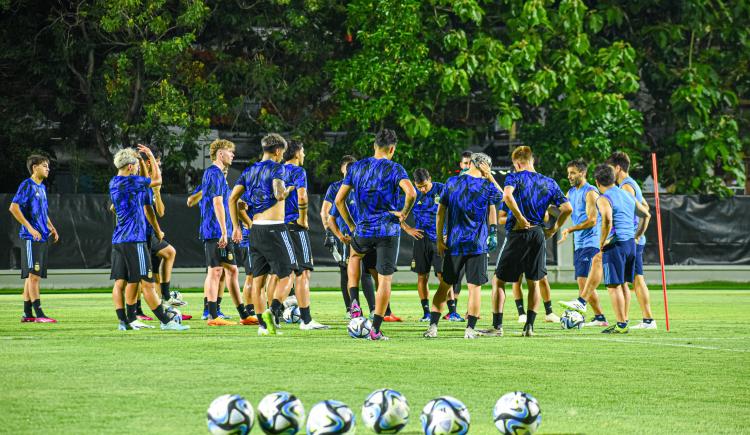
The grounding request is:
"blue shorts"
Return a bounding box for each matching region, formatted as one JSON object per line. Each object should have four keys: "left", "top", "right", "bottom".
{"left": 602, "top": 240, "right": 636, "bottom": 286}
{"left": 573, "top": 247, "right": 600, "bottom": 278}
{"left": 634, "top": 244, "right": 645, "bottom": 276}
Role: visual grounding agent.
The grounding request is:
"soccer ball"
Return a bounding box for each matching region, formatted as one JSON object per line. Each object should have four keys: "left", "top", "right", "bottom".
{"left": 283, "top": 295, "right": 298, "bottom": 309}
{"left": 559, "top": 310, "right": 584, "bottom": 330}
{"left": 362, "top": 388, "right": 410, "bottom": 433}
{"left": 257, "top": 391, "right": 305, "bottom": 434}
{"left": 170, "top": 290, "right": 183, "bottom": 301}
{"left": 206, "top": 394, "right": 255, "bottom": 435}
{"left": 165, "top": 306, "right": 182, "bottom": 324}
{"left": 306, "top": 400, "right": 355, "bottom": 434}
{"left": 493, "top": 391, "right": 541, "bottom": 434}
{"left": 347, "top": 316, "right": 372, "bottom": 339}
{"left": 420, "top": 396, "right": 470, "bottom": 435}
{"left": 283, "top": 306, "right": 301, "bottom": 324}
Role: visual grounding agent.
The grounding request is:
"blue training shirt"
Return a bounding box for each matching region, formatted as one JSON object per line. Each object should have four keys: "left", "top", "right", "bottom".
{"left": 503, "top": 171, "right": 568, "bottom": 232}
{"left": 327, "top": 180, "right": 360, "bottom": 237}
{"left": 235, "top": 160, "right": 286, "bottom": 219}
{"left": 109, "top": 175, "right": 153, "bottom": 244}
{"left": 239, "top": 191, "right": 252, "bottom": 248}
{"left": 440, "top": 175, "right": 502, "bottom": 256}
{"left": 568, "top": 183, "right": 601, "bottom": 250}
{"left": 412, "top": 182, "right": 445, "bottom": 242}
{"left": 283, "top": 163, "right": 307, "bottom": 224}
{"left": 199, "top": 165, "right": 232, "bottom": 240}
{"left": 12, "top": 178, "right": 50, "bottom": 242}
{"left": 619, "top": 176, "right": 646, "bottom": 246}
{"left": 601, "top": 186, "right": 636, "bottom": 243}
{"left": 342, "top": 157, "right": 409, "bottom": 238}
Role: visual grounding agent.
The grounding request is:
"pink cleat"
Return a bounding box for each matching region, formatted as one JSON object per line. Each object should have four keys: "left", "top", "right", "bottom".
{"left": 21, "top": 317, "right": 36, "bottom": 323}
{"left": 136, "top": 314, "right": 153, "bottom": 321}
{"left": 180, "top": 314, "right": 193, "bottom": 321}
{"left": 34, "top": 317, "right": 57, "bottom": 323}
{"left": 350, "top": 301, "right": 363, "bottom": 319}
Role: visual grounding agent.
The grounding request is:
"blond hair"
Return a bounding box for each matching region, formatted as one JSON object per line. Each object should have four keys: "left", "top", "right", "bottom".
{"left": 210, "top": 139, "right": 235, "bottom": 161}
{"left": 114, "top": 148, "right": 139, "bottom": 169}
{"left": 511, "top": 146, "right": 533, "bottom": 163}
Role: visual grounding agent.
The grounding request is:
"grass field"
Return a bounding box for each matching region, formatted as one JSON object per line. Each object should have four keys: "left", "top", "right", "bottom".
{"left": 1, "top": 288, "right": 749, "bottom": 434}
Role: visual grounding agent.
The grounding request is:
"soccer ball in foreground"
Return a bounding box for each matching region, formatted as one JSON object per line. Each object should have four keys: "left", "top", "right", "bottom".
{"left": 560, "top": 310, "right": 584, "bottom": 329}
{"left": 206, "top": 394, "right": 255, "bottom": 435}
{"left": 170, "top": 290, "right": 183, "bottom": 301}
{"left": 165, "top": 306, "right": 182, "bottom": 324}
{"left": 362, "top": 388, "right": 410, "bottom": 433}
{"left": 420, "top": 396, "right": 470, "bottom": 435}
{"left": 283, "top": 295, "right": 298, "bottom": 309}
{"left": 283, "top": 306, "right": 301, "bottom": 324}
{"left": 347, "top": 316, "right": 372, "bottom": 339}
{"left": 493, "top": 391, "right": 541, "bottom": 434}
{"left": 306, "top": 400, "right": 355, "bottom": 434}
{"left": 257, "top": 391, "right": 305, "bottom": 434}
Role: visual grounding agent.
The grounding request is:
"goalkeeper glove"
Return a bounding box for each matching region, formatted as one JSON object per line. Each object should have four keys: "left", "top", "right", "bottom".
{"left": 487, "top": 224, "right": 498, "bottom": 251}
{"left": 324, "top": 230, "right": 336, "bottom": 249}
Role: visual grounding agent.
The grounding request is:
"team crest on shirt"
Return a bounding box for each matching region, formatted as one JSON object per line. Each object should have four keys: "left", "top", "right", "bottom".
{"left": 434, "top": 195, "right": 440, "bottom": 204}
{"left": 34, "top": 262, "right": 40, "bottom": 272}
{"left": 227, "top": 252, "right": 234, "bottom": 261}
{"left": 411, "top": 259, "right": 416, "bottom": 271}
{"left": 147, "top": 270, "right": 153, "bottom": 278}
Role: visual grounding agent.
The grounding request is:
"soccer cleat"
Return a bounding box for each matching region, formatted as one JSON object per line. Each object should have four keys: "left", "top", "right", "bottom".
{"left": 21, "top": 317, "right": 36, "bottom": 323}
{"left": 166, "top": 297, "right": 187, "bottom": 307}
{"left": 216, "top": 309, "right": 231, "bottom": 319}
{"left": 584, "top": 318, "right": 609, "bottom": 327}
{"left": 464, "top": 327, "right": 485, "bottom": 339}
{"left": 262, "top": 310, "right": 277, "bottom": 335}
{"left": 448, "top": 312, "right": 465, "bottom": 322}
{"left": 489, "top": 327, "right": 504, "bottom": 337}
{"left": 368, "top": 330, "right": 389, "bottom": 341}
{"left": 34, "top": 317, "right": 57, "bottom": 323}
{"left": 559, "top": 299, "right": 588, "bottom": 314}
{"left": 419, "top": 313, "right": 431, "bottom": 322}
{"left": 136, "top": 314, "right": 153, "bottom": 321}
{"left": 180, "top": 314, "right": 193, "bottom": 321}
{"left": 207, "top": 318, "right": 237, "bottom": 326}
{"left": 520, "top": 324, "right": 534, "bottom": 337}
{"left": 201, "top": 309, "right": 209, "bottom": 320}
{"left": 345, "top": 310, "right": 352, "bottom": 320}
{"left": 240, "top": 317, "right": 259, "bottom": 326}
{"left": 300, "top": 319, "right": 330, "bottom": 330}
{"left": 350, "top": 301, "right": 363, "bottom": 319}
{"left": 630, "top": 321, "right": 657, "bottom": 330}
{"left": 442, "top": 313, "right": 451, "bottom": 321}
{"left": 130, "top": 320, "right": 155, "bottom": 329}
{"left": 544, "top": 312, "right": 561, "bottom": 323}
{"left": 423, "top": 324, "right": 438, "bottom": 338}
{"left": 517, "top": 314, "right": 527, "bottom": 324}
{"left": 384, "top": 314, "right": 403, "bottom": 322}
{"left": 602, "top": 324, "right": 629, "bottom": 334}
{"left": 118, "top": 321, "right": 132, "bottom": 331}
{"left": 258, "top": 327, "right": 270, "bottom": 336}
{"left": 161, "top": 320, "right": 190, "bottom": 331}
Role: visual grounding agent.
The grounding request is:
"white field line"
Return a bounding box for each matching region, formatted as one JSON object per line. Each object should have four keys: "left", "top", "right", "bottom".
{"left": 560, "top": 336, "right": 750, "bottom": 353}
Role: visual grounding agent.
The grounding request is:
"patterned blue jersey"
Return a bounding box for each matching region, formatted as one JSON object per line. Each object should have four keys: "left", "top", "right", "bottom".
{"left": 199, "top": 165, "right": 232, "bottom": 240}
{"left": 440, "top": 175, "right": 502, "bottom": 256}
{"left": 239, "top": 191, "right": 252, "bottom": 248}
{"left": 412, "top": 182, "right": 445, "bottom": 242}
{"left": 601, "top": 186, "right": 636, "bottom": 243}
{"left": 109, "top": 175, "right": 152, "bottom": 244}
{"left": 283, "top": 163, "right": 307, "bottom": 224}
{"left": 12, "top": 178, "right": 50, "bottom": 242}
{"left": 236, "top": 160, "right": 286, "bottom": 219}
{"left": 342, "top": 157, "right": 409, "bottom": 238}
{"left": 568, "top": 183, "right": 601, "bottom": 250}
{"left": 619, "top": 176, "right": 646, "bottom": 246}
{"left": 327, "top": 181, "right": 361, "bottom": 237}
{"left": 503, "top": 171, "right": 568, "bottom": 232}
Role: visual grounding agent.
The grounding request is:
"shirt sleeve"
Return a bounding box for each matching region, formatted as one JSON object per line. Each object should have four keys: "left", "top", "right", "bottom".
{"left": 324, "top": 184, "right": 336, "bottom": 203}
{"left": 293, "top": 168, "right": 307, "bottom": 189}
{"left": 204, "top": 170, "right": 222, "bottom": 199}
{"left": 273, "top": 163, "right": 285, "bottom": 181}
{"left": 503, "top": 172, "right": 517, "bottom": 188}
{"left": 191, "top": 186, "right": 201, "bottom": 195}
{"left": 143, "top": 189, "right": 154, "bottom": 206}
{"left": 439, "top": 180, "right": 451, "bottom": 207}
{"left": 11, "top": 180, "right": 30, "bottom": 206}
{"left": 234, "top": 169, "right": 248, "bottom": 189}
{"left": 550, "top": 181, "right": 568, "bottom": 207}
{"left": 134, "top": 176, "right": 152, "bottom": 191}
{"left": 342, "top": 166, "right": 353, "bottom": 186}
{"left": 329, "top": 202, "right": 340, "bottom": 218}
{"left": 482, "top": 180, "right": 502, "bottom": 204}
{"left": 394, "top": 164, "right": 409, "bottom": 185}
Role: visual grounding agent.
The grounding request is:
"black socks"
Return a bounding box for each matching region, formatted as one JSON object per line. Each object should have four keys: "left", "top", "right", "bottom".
{"left": 493, "top": 312, "right": 504, "bottom": 329}
{"left": 526, "top": 310, "right": 537, "bottom": 327}
{"left": 23, "top": 300, "right": 33, "bottom": 318}
{"left": 161, "top": 281, "right": 171, "bottom": 302}
{"left": 208, "top": 301, "right": 218, "bottom": 319}
{"left": 348, "top": 287, "right": 360, "bottom": 309}
{"left": 372, "top": 314, "right": 384, "bottom": 333}
{"left": 32, "top": 299, "right": 46, "bottom": 318}
{"left": 126, "top": 304, "right": 137, "bottom": 323}
{"left": 420, "top": 299, "right": 430, "bottom": 316}
{"left": 116, "top": 308, "right": 128, "bottom": 323}
{"left": 467, "top": 315, "right": 478, "bottom": 330}
{"left": 515, "top": 299, "right": 525, "bottom": 316}
{"left": 447, "top": 299, "right": 457, "bottom": 314}
{"left": 152, "top": 305, "right": 170, "bottom": 324}
{"left": 300, "top": 306, "right": 312, "bottom": 324}
{"left": 544, "top": 300, "right": 553, "bottom": 315}
{"left": 236, "top": 304, "right": 249, "bottom": 320}
{"left": 430, "top": 311, "right": 441, "bottom": 326}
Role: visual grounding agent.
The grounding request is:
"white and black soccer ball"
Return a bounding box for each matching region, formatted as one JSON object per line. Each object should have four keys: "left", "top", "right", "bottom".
{"left": 206, "top": 394, "right": 255, "bottom": 435}
{"left": 347, "top": 316, "right": 372, "bottom": 339}
{"left": 165, "top": 306, "right": 182, "bottom": 324}
{"left": 170, "top": 290, "right": 183, "bottom": 301}
{"left": 493, "top": 391, "right": 541, "bottom": 434}
{"left": 283, "top": 295, "right": 298, "bottom": 309}
{"left": 362, "top": 388, "right": 410, "bottom": 433}
{"left": 306, "top": 400, "right": 355, "bottom": 434}
{"left": 283, "top": 306, "right": 301, "bottom": 324}
{"left": 560, "top": 310, "right": 584, "bottom": 330}
{"left": 257, "top": 391, "right": 305, "bottom": 434}
{"left": 420, "top": 396, "right": 470, "bottom": 435}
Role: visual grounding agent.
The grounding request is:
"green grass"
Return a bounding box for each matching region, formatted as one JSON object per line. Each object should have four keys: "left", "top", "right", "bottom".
{"left": 1, "top": 289, "right": 749, "bottom": 434}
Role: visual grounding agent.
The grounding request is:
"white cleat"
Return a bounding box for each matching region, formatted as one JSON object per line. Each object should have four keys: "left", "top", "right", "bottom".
{"left": 517, "top": 314, "right": 527, "bottom": 324}
{"left": 423, "top": 324, "right": 438, "bottom": 338}
{"left": 166, "top": 297, "right": 187, "bottom": 307}
{"left": 464, "top": 327, "right": 485, "bottom": 339}
{"left": 544, "top": 313, "right": 561, "bottom": 323}
{"left": 584, "top": 319, "right": 610, "bottom": 327}
{"left": 258, "top": 327, "right": 270, "bottom": 336}
{"left": 160, "top": 320, "right": 189, "bottom": 331}
{"left": 630, "top": 321, "right": 657, "bottom": 330}
{"left": 131, "top": 320, "right": 155, "bottom": 329}
{"left": 488, "top": 327, "right": 504, "bottom": 337}
{"left": 559, "top": 299, "right": 588, "bottom": 314}
{"left": 299, "top": 319, "right": 330, "bottom": 330}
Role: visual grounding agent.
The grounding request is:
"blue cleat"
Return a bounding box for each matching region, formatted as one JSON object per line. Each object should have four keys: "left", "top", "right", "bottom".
{"left": 419, "top": 313, "right": 431, "bottom": 322}
{"left": 448, "top": 312, "right": 465, "bottom": 322}
{"left": 201, "top": 308, "right": 209, "bottom": 320}
{"left": 217, "top": 309, "right": 231, "bottom": 320}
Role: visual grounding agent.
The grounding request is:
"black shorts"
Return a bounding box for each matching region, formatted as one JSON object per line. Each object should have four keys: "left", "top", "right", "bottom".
{"left": 20, "top": 239, "right": 48, "bottom": 279}
{"left": 235, "top": 244, "right": 252, "bottom": 276}
{"left": 350, "top": 236, "right": 399, "bottom": 276}
{"left": 110, "top": 242, "right": 154, "bottom": 283}
{"left": 495, "top": 227, "right": 546, "bottom": 282}
{"left": 249, "top": 224, "right": 296, "bottom": 277}
{"left": 203, "top": 239, "right": 237, "bottom": 268}
{"left": 288, "top": 223, "right": 314, "bottom": 274}
{"left": 149, "top": 233, "right": 171, "bottom": 271}
{"left": 412, "top": 237, "right": 442, "bottom": 276}
{"left": 338, "top": 240, "right": 377, "bottom": 271}
{"left": 442, "top": 254, "right": 488, "bottom": 286}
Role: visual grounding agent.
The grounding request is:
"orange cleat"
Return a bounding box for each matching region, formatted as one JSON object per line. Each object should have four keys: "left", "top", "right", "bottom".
{"left": 207, "top": 318, "right": 237, "bottom": 326}
{"left": 383, "top": 314, "right": 403, "bottom": 322}
{"left": 240, "top": 317, "right": 259, "bottom": 325}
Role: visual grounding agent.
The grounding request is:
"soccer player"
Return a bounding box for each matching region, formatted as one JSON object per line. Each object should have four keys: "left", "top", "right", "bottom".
{"left": 234, "top": 195, "right": 259, "bottom": 325}
{"left": 423, "top": 153, "right": 501, "bottom": 339}
{"left": 401, "top": 168, "right": 447, "bottom": 322}
{"left": 321, "top": 156, "right": 377, "bottom": 316}
{"left": 229, "top": 133, "right": 297, "bottom": 336}
{"left": 9, "top": 154, "right": 59, "bottom": 323}
{"left": 199, "top": 139, "right": 244, "bottom": 326}
{"left": 557, "top": 159, "right": 608, "bottom": 326}
{"left": 278, "top": 139, "right": 328, "bottom": 329}
{"left": 492, "top": 146, "right": 572, "bottom": 337}
{"left": 334, "top": 128, "right": 416, "bottom": 340}
{"left": 608, "top": 151, "right": 656, "bottom": 329}
{"left": 109, "top": 146, "right": 187, "bottom": 331}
